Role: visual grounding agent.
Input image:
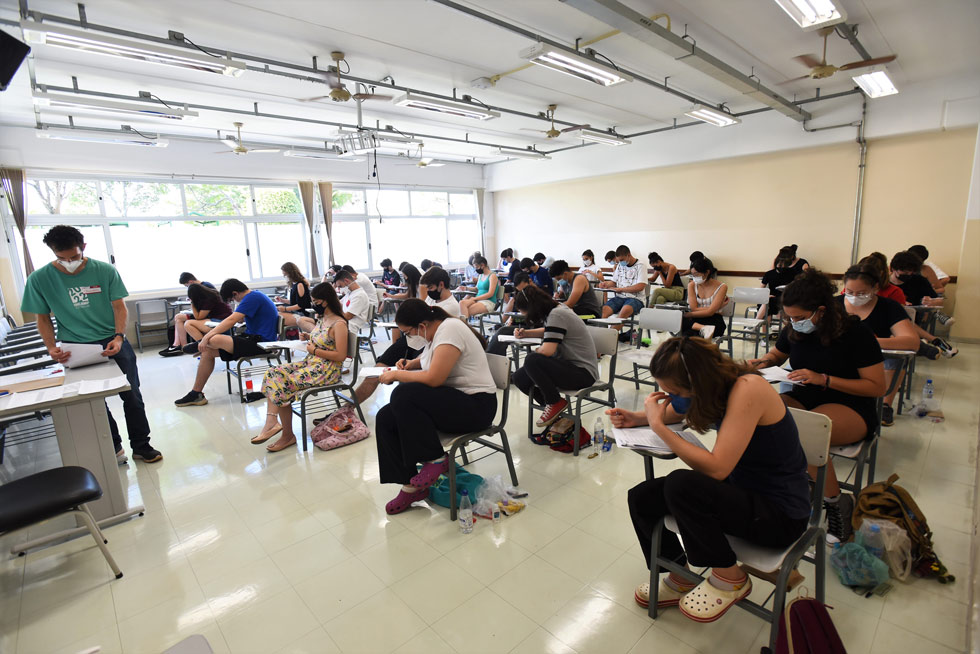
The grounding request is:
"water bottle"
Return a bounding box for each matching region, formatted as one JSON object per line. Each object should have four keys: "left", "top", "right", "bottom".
{"left": 865, "top": 523, "right": 884, "bottom": 559}
{"left": 491, "top": 503, "right": 501, "bottom": 523}
{"left": 592, "top": 417, "right": 603, "bottom": 456}
{"left": 458, "top": 489, "right": 474, "bottom": 534}
{"left": 917, "top": 379, "right": 935, "bottom": 416}
{"left": 631, "top": 329, "right": 639, "bottom": 347}
{"left": 244, "top": 373, "right": 254, "bottom": 393}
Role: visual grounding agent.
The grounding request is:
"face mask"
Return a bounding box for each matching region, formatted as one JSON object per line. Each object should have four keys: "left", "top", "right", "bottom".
{"left": 897, "top": 273, "right": 915, "bottom": 283}
{"left": 618, "top": 260, "right": 628, "bottom": 268}
{"left": 313, "top": 303, "right": 326, "bottom": 315}
{"left": 406, "top": 335, "right": 427, "bottom": 350}
{"left": 606, "top": 260, "right": 614, "bottom": 267}
{"left": 791, "top": 317, "right": 817, "bottom": 334}
{"left": 667, "top": 393, "right": 692, "bottom": 414}
{"left": 845, "top": 294, "right": 873, "bottom": 307}
{"left": 691, "top": 275, "right": 704, "bottom": 285}
{"left": 59, "top": 258, "right": 83, "bottom": 273}
{"left": 427, "top": 287, "right": 442, "bottom": 301}
{"left": 583, "top": 258, "right": 592, "bottom": 266}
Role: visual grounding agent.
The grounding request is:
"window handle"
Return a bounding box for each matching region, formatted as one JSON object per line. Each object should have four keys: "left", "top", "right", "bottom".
{"left": 110, "top": 254, "right": 116, "bottom": 264}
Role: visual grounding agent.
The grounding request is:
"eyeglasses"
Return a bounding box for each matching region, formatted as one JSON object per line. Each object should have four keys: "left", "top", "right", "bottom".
{"left": 843, "top": 291, "right": 873, "bottom": 299}
{"left": 784, "top": 311, "right": 816, "bottom": 323}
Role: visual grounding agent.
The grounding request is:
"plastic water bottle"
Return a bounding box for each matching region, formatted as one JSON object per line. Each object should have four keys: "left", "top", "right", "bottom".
{"left": 458, "top": 489, "right": 474, "bottom": 534}
{"left": 244, "top": 373, "right": 254, "bottom": 393}
{"left": 865, "top": 523, "right": 884, "bottom": 559}
{"left": 917, "top": 379, "right": 936, "bottom": 416}
{"left": 631, "top": 329, "right": 640, "bottom": 347}
{"left": 593, "top": 417, "right": 604, "bottom": 456}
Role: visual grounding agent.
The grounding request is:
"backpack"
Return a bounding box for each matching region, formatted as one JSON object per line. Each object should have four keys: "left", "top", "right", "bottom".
{"left": 851, "top": 474, "right": 955, "bottom": 584}
{"left": 773, "top": 596, "right": 846, "bottom": 654}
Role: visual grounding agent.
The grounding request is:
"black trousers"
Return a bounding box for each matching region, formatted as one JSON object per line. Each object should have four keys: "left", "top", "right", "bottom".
{"left": 680, "top": 313, "right": 727, "bottom": 337}
{"left": 375, "top": 383, "right": 497, "bottom": 484}
{"left": 512, "top": 352, "right": 595, "bottom": 405}
{"left": 487, "top": 325, "right": 516, "bottom": 356}
{"left": 628, "top": 469, "right": 808, "bottom": 570}
{"left": 376, "top": 336, "right": 421, "bottom": 366}
{"left": 80, "top": 337, "right": 151, "bottom": 452}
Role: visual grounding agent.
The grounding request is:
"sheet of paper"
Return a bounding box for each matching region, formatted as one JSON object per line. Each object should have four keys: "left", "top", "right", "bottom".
{"left": 377, "top": 322, "right": 399, "bottom": 329}
{"left": 3, "top": 382, "right": 79, "bottom": 410}
{"left": 60, "top": 342, "right": 107, "bottom": 369}
{"left": 588, "top": 317, "right": 624, "bottom": 324}
{"left": 612, "top": 424, "right": 707, "bottom": 454}
{"left": 357, "top": 366, "right": 391, "bottom": 378}
{"left": 259, "top": 340, "right": 307, "bottom": 352}
{"left": 759, "top": 366, "right": 800, "bottom": 385}
{"left": 0, "top": 365, "right": 65, "bottom": 386}
{"left": 77, "top": 374, "right": 129, "bottom": 396}
{"left": 498, "top": 335, "right": 543, "bottom": 345}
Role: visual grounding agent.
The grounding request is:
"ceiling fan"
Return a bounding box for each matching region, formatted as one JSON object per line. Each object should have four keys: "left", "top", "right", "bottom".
{"left": 216, "top": 122, "right": 281, "bottom": 155}
{"left": 781, "top": 26, "right": 897, "bottom": 83}
{"left": 519, "top": 104, "right": 589, "bottom": 139}
{"left": 298, "top": 51, "right": 394, "bottom": 103}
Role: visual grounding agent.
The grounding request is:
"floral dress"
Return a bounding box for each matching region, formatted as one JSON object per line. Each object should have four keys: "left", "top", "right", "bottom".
{"left": 263, "top": 316, "right": 343, "bottom": 407}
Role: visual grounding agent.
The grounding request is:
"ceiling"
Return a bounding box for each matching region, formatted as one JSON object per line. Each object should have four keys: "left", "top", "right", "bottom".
{"left": 0, "top": 0, "right": 978, "bottom": 165}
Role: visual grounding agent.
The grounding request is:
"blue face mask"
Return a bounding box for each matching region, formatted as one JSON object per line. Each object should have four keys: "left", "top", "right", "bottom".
{"left": 618, "top": 260, "right": 628, "bottom": 268}
{"left": 791, "top": 318, "right": 817, "bottom": 334}
{"left": 667, "top": 392, "right": 692, "bottom": 414}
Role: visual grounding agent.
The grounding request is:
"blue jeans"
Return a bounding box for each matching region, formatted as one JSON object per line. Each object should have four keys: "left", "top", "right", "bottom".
{"left": 92, "top": 337, "right": 152, "bottom": 452}
{"left": 605, "top": 296, "right": 644, "bottom": 314}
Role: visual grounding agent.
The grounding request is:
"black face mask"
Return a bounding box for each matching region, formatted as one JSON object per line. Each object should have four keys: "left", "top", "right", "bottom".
{"left": 897, "top": 273, "right": 915, "bottom": 283}
{"left": 313, "top": 303, "right": 326, "bottom": 315}
{"left": 427, "top": 286, "right": 442, "bottom": 301}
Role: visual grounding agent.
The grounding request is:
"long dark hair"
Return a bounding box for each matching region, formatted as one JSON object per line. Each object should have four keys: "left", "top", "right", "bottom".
{"left": 514, "top": 284, "right": 558, "bottom": 325}
{"left": 281, "top": 261, "right": 308, "bottom": 287}
{"left": 401, "top": 263, "right": 422, "bottom": 298}
{"left": 311, "top": 282, "right": 346, "bottom": 322}
{"left": 859, "top": 252, "right": 890, "bottom": 288}
{"left": 187, "top": 282, "right": 223, "bottom": 312}
{"left": 395, "top": 299, "right": 487, "bottom": 347}
{"left": 691, "top": 256, "right": 717, "bottom": 279}
{"left": 844, "top": 261, "right": 881, "bottom": 291}
{"left": 780, "top": 268, "right": 851, "bottom": 345}
{"left": 650, "top": 336, "right": 757, "bottom": 433}
{"left": 773, "top": 245, "right": 796, "bottom": 268}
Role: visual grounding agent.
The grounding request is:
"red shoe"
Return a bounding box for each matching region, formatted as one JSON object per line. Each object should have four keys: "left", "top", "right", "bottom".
{"left": 536, "top": 398, "right": 568, "bottom": 427}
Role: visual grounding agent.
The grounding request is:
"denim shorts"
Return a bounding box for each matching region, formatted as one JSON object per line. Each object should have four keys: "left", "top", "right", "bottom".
{"left": 883, "top": 357, "right": 903, "bottom": 371}
{"left": 605, "top": 296, "right": 644, "bottom": 314}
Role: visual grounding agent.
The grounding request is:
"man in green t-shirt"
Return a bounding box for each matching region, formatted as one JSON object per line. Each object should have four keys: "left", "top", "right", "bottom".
{"left": 20, "top": 225, "right": 162, "bottom": 464}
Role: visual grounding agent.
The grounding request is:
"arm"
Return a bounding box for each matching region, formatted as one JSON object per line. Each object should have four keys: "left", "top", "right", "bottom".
{"left": 606, "top": 391, "right": 684, "bottom": 428}
{"left": 748, "top": 343, "right": 790, "bottom": 368}
{"left": 920, "top": 266, "right": 941, "bottom": 291}
{"left": 788, "top": 361, "right": 886, "bottom": 397}
{"left": 475, "top": 274, "right": 498, "bottom": 301}
{"left": 513, "top": 327, "right": 545, "bottom": 338}
{"left": 877, "top": 319, "right": 919, "bottom": 351}
{"left": 616, "top": 282, "right": 646, "bottom": 294}
{"left": 686, "top": 283, "right": 727, "bottom": 318}
{"left": 200, "top": 311, "right": 244, "bottom": 347}
{"left": 308, "top": 322, "right": 348, "bottom": 363}
{"left": 564, "top": 275, "right": 588, "bottom": 309}
{"left": 102, "top": 299, "right": 128, "bottom": 355}
{"left": 686, "top": 281, "right": 698, "bottom": 311}
{"left": 385, "top": 343, "right": 461, "bottom": 387}
{"left": 192, "top": 307, "right": 211, "bottom": 320}
{"left": 37, "top": 313, "right": 70, "bottom": 363}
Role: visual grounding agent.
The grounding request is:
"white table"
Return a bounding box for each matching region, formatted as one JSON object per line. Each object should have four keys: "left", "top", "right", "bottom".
{"left": 0, "top": 361, "right": 145, "bottom": 552}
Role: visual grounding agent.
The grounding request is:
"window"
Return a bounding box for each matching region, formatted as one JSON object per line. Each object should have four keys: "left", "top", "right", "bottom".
{"left": 247, "top": 221, "right": 305, "bottom": 279}
{"left": 26, "top": 180, "right": 99, "bottom": 215}
{"left": 255, "top": 186, "right": 302, "bottom": 215}
{"left": 185, "top": 184, "right": 252, "bottom": 216}
{"left": 369, "top": 218, "right": 448, "bottom": 270}
{"left": 447, "top": 219, "right": 482, "bottom": 264}
{"left": 410, "top": 191, "right": 448, "bottom": 216}
{"left": 103, "top": 182, "right": 182, "bottom": 217}
{"left": 449, "top": 192, "right": 476, "bottom": 215}
{"left": 25, "top": 223, "right": 108, "bottom": 266}
{"left": 366, "top": 189, "right": 409, "bottom": 216}
{"left": 332, "top": 189, "right": 365, "bottom": 214}
{"left": 332, "top": 221, "right": 369, "bottom": 270}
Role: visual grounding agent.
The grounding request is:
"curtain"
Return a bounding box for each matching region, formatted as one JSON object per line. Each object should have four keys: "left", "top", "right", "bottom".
{"left": 317, "top": 181, "right": 335, "bottom": 267}
{"left": 297, "top": 181, "right": 319, "bottom": 279}
{"left": 0, "top": 167, "right": 33, "bottom": 275}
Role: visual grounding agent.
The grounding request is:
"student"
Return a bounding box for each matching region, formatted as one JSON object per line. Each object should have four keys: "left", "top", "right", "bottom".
{"left": 488, "top": 273, "right": 534, "bottom": 356}
{"left": 890, "top": 251, "right": 953, "bottom": 326}
{"left": 781, "top": 244, "right": 809, "bottom": 277}
{"left": 377, "top": 258, "right": 401, "bottom": 288}
{"left": 460, "top": 256, "right": 501, "bottom": 318}
{"left": 21, "top": 224, "right": 162, "bottom": 464}
{"left": 343, "top": 265, "right": 380, "bottom": 313}
{"left": 599, "top": 245, "right": 648, "bottom": 340}
{"left": 161, "top": 272, "right": 220, "bottom": 355}
{"left": 161, "top": 283, "right": 232, "bottom": 357}
{"left": 648, "top": 252, "right": 684, "bottom": 305}
{"left": 579, "top": 249, "right": 603, "bottom": 283}
{"left": 520, "top": 257, "right": 554, "bottom": 295}
{"left": 276, "top": 261, "right": 311, "bottom": 329}
{"left": 375, "top": 299, "right": 497, "bottom": 514}
{"left": 383, "top": 263, "right": 421, "bottom": 301}
{"left": 322, "top": 264, "right": 343, "bottom": 284}
{"left": 174, "top": 278, "right": 280, "bottom": 408}
{"left": 749, "top": 269, "right": 886, "bottom": 543}
{"left": 604, "top": 250, "right": 617, "bottom": 268}
{"left": 838, "top": 262, "right": 919, "bottom": 427}
{"left": 549, "top": 259, "right": 601, "bottom": 316}
{"left": 908, "top": 245, "right": 950, "bottom": 292}
{"left": 534, "top": 252, "right": 553, "bottom": 268}
{"left": 757, "top": 246, "right": 799, "bottom": 321}
{"left": 680, "top": 257, "right": 728, "bottom": 339}
{"left": 253, "top": 283, "right": 348, "bottom": 452}
{"left": 463, "top": 252, "right": 482, "bottom": 282}
{"left": 178, "top": 272, "right": 216, "bottom": 290}
{"left": 512, "top": 286, "right": 598, "bottom": 433}
{"left": 498, "top": 248, "right": 515, "bottom": 275}
{"left": 331, "top": 271, "right": 371, "bottom": 335}
{"left": 615, "top": 337, "right": 809, "bottom": 620}
{"left": 678, "top": 251, "right": 706, "bottom": 276}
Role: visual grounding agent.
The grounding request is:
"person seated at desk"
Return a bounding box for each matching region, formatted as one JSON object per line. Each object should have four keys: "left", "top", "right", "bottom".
{"left": 549, "top": 259, "right": 601, "bottom": 316}
{"left": 160, "top": 272, "right": 221, "bottom": 356}
{"left": 488, "top": 273, "right": 533, "bottom": 356}
{"left": 604, "top": 250, "right": 617, "bottom": 269}
{"left": 174, "top": 278, "right": 280, "bottom": 408}
{"left": 579, "top": 249, "right": 603, "bottom": 284}
{"left": 680, "top": 257, "right": 728, "bottom": 340}
{"left": 498, "top": 248, "right": 515, "bottom": 275}
{"left": 757, "top": 246, "right": 799, "bottom": 321}
{"left": 342, "top": 265, "right": 380, "bottom": 314}
{"left": 161, "top": 283, "right": 232, "bottom": 357}
{"left": 614, "top": 336, "right": 809, "bottom": 620}
{"left": 678, "top": 251, "right": 706, "bottom": 277}
{"left": 253, "top": 283, "right": 348, "bottom": 452}
{"left": 512, "top": 286, "right": 598, "bottom": 432}
{"left": 276, "top": 261, "right": 312, "bottom": 330}
{"left": 890, "top": 251, "right": 951, "bottom": 328}
{"left": 460, "top": 256, "right": 501, "bottom": 319}
{"left": 748, "top": 269, "right": 885, "bottom": 543}
{"left": 908, "top": 244, "right": 950, "bottom": 293}
{"left": 179, "top": 272, "right": 216, "bottom": 290}
{"left": 374, "top": 299, "right": 497, "bottom": 515}
{"left": 648, "top": 252, "right": 684, "bottom": 306}
{"left": 322, "top": 264, "right": 343, "bottom": 284}
{"left": 383, "top": 263, "right": 421, "bottom": 301}
{"left": 463, "top": 252, "right": 482, "bottom": 283}
{"left": 598, "top": 244, "right": 648, "bottom": 341}
{"left": 534, "top": 252, "right": 553, "bottom": 269}
{"left": 520, "top": 257, "right": 554, "bottom": 295}
{"left": 21, "top": 224, "right": 162, "bottom": 464}
{"left": 324, "top": 271, "right": 371, "bottom": 338}
{"left": 377, "top": 258, "right": 400, "bottom": 288}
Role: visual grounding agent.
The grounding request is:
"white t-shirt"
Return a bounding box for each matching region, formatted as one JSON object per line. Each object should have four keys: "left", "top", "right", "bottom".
{"left": 419, "top": 318, "right": 496, "bottom": 395}
{"left": 612, "top": 259, "right": 649, "bottom": 301}
{"left": 426, "top": 293, "right": 461, "bottom": 318}
{"left": 356, "top": 273, "right": 379, "bottom": 308}
{"left": 924, "top": 260, "right": 949, "bottom": 281}
{"left": 342, "top": 287, "right": 370, "bottom": 333}
{"left": 579, "top": 262, "right": 602, "bottom": 282}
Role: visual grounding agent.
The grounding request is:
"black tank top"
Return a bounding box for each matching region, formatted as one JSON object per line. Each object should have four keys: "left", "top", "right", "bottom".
{"left": 570, "top": 274, "right": 601, "bottom": 315}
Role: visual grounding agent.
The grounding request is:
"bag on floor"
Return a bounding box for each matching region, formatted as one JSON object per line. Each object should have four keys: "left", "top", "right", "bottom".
{"left": 773, "top": 595, "right": 846, "bottom": 654}
{"left": 830, "top": 542, "right": 889, "bottom": 588}
{"left": 424, "top": 462, "right": 483, "bottom": 509}
{"left": 852, "top": 474, "right": 954, "bottom": 583}
{"left": 854, "top": 518, "right": 912, "bottom": 581}
{"left": 311, "top": 405, "right": 369, "bottom": 451}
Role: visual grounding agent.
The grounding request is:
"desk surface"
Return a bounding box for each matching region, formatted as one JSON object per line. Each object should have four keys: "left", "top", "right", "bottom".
{"left": 0, "top": 361, "right": 130, "bottom": 420}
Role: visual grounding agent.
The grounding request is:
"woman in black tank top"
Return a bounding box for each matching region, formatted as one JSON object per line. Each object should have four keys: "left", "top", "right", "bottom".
{"left": 612, "top": 336, "right": 809, "bottom": 623}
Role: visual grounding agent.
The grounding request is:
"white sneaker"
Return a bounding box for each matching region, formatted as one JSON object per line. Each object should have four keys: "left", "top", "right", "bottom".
{"left": 116, "top": 449, "right": 129, "bottom": 466}
{"left": 699, "top": 325, "right": 715, "bottom": 340}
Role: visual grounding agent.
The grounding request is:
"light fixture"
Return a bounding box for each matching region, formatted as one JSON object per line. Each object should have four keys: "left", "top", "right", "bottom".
{"left": 339, "top": 131, "right": 422, "bottom": 155}
{"left": 772, "top": 0, "right": 847, "bottom": 31}
{"left": 566, "top": 127, "right": 631, "bottom": 146}
{"left": 35, "top": 126, "right": 169, "bottom": 146}
{"left": 683, "top": 104, "right": 741, "bottom": 127}
{"left": 283, "top": 148, "right": 363, "bottom": 162}
{"left": 851, "top": 65, "right": 898, "bottom": 99}
{"left": 490, "top": 147, "right": 551, "bottom": 160}
{"left": 393, "top": 92, "right": 500, "bottom": 121}
{"left": 519, "top": 42, "right": 632, "bottom": 87}
{"left": 20, "top": 20, "right": 246, "bottom": 77}
{"left": 32, "top": 90, "right": 199, "bottom": 121}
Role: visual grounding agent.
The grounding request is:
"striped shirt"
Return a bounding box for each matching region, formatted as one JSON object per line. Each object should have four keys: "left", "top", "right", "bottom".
{"left": 543, "top": 304, "right": 599, "bottom": 380}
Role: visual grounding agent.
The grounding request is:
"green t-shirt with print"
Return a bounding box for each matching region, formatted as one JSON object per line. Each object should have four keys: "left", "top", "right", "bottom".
{"left": 20, "top": 258, "right": 128, "bottom": 343}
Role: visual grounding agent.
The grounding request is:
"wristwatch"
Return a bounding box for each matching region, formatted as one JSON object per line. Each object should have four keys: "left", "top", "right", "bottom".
{"left": 112, "top": 333, "right": 125, "bottom": 340}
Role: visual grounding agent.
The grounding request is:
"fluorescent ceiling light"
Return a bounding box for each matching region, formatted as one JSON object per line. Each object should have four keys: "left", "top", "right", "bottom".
{"left": 35, "top": 126, "right": 169, "bottom": 146}
{"left": 567, "top": 127, "right": 631, "bottom": 146}
{"left": 490, "top": 147, "right": 551, "bottom": 160}
{"left": 32, "top": 90, "right": 198, "bottom": 121}
{"left": 683, "top": 104, "right": 741, "bottom": 127}
{"left": 283, "top": 149, "right": 363, "bottom": 162}
{"left": 519, "top": 42, "right": 632, "bottom": 87}
{"left": 339, "top": 131, "right": 422, "bottom": 155}
{"left": 772, "top": 0, "right": 847, "bottom": 31}
{"left": 20, "top": 19, "right": 246, "bottom": 77}
{"left": 851, "top": 66, "right": 898, "bottom": 98}
{"left": 393, "top": 93, "right": 500, "bottom": 121}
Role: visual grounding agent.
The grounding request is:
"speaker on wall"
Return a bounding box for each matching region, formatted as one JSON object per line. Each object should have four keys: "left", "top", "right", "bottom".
{"left": 0, "top": 29, "right": 31, "bottom": 92}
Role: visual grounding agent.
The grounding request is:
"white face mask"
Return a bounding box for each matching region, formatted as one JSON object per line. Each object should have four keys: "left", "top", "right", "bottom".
{"left": 845, "top": 293, "right": 874, "bottom": 307}
{"left": 406, "top": 335, "right": 427, "bottom": 350}
{"left": 691, "top": 275, "right": 704, "bottom": 285}
{"left": 59, "top": 258, "right": 83, "bottom": 273}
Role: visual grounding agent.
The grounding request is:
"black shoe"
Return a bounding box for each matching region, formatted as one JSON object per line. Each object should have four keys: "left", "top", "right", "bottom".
{"left": 881, "top": 404, "right": 894, "bottom": 427}
{"left": 618, "top": 330, "right": 632, "bottom": 343}
{"left": 182, "top": 342, "right": 200, "bottom": 355}
{"left": 159, "top": 345, "right": 184, "bottom": 357}
{"left": 175, "top": 390, "right": 208, "bottom": 407}
{"left": 132, "top": 446, "right": 163, "bottom": 463}
{"left": 917, "top": 340, "right": 941, "bottom": 360}
{"left": 932, "top": 338, "right": 958, "bottom": 358}
{"left": 824, "top": 493, "right": 854, "bottom": 544}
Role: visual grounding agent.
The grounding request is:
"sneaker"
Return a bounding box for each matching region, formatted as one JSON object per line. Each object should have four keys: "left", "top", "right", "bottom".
{"left": 881, "top": 404, "right": 894, "bottom": 427}
{"left": 918, "top": 341, "right": 941, "bottom": 361}
{"left": 159, "top": 345, "right": 183, "bottom": 357}
{"left": 536, "top": 398, "right": 569, "bottom": 427}
{"left": 175, "top": 390, "right": 208, "bottom": 407}
{"left": 181, "top": 342, "right": 199, "bottom": 355}
{"left": 699, "top": 325, "right": 715, "bottom": 340}
{"left": 618, "top": 330, "right": 632, "bottom": 343}
{"left": 936, "top": 311, "right": 955, "bottom": 326}
{"left": 132, "top": 446, "right": 163, "bottom": 463}
{"left": 824, "top": 493, "right": 854, "bottom": 544}
{"left": 932, "top": 338, "right": 958, "bottom": 358}
{"left": 116, "top": 448, "right": 128, "bottom": 465}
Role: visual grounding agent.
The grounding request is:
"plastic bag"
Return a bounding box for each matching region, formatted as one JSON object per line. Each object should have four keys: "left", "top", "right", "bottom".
{"left": 855, "top": 518, "right": 913, "bottom": 581}
{"left": 474, "top": 475, "right": 526, "bottom": 519}
{"left": 830, "top": 542, "right": 890, "bottom": 588}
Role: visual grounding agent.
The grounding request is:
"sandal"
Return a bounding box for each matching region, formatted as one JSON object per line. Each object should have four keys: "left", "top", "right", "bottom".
{"left": 634, "top": 579, "right": 691, "bottom": 609}
{"left": 409, "top": 457, "right": 449, "bottom": 490}
{"left": 385, "top": 487, "right": 429, "bottom": 515}
{"left": 679, "top": 576, "right": 752, "bottom": 623}
{"left": 251, "top": 424, "right": 282, "bottom": 444}
{"left": 266, "top": 436, "right": 296, "bottom": 452}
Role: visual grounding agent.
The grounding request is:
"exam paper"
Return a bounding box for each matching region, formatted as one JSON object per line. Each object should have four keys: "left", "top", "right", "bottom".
{"left": 588, "top": 317, "right": 624, "bottom": 324}
{"left": 498, "top": 335, "right": 543, "bottom": 345}
{"left": 759, "top": 366, "right": 800, "bottom": 385}
{"left": 612, "top": 424, "right": 707, "bottom": 454}
{"left": 61, "top": 342, "right": 107, "bottom": 369}
{"left": 357, "top": 367, "right": 390, "bottom": 378}
{"left": 259, "top": 340, "right": 308, "bottom": 352}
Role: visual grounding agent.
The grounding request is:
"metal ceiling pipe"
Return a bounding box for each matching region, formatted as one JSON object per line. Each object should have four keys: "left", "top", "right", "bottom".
{"left": 834, "top": 23, "right": 873, "bottom": 61}
{"left": 850, "top": 97, "right": 868, "bottom": 265}
{"left": 558, "top": 0, "right": 810, "bottom": 122}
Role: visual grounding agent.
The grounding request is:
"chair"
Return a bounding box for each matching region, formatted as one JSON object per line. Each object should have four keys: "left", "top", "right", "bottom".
{"left": 525, "top": 326, "right": 619, "bottom": 456}
{"left": 358, "top": 305, "right": 379, "bottom": 362}
{"left": 224, "top": 316, "right": 286, "bottom": 400}
{"left": 616, "top": 308, "right": 681, "bottom": 390}
{"left": 1, "top": 466, "right": 123, "bottom": 578}
{"left": 292, "top": 331, "right": 366, "bottom": 451}
{"left": 649, "top": 407, "right": 832, "bottom": 653}
{"left": 725, "top": 287, "right": 771, "bottom": 359}
{"left": 134, "top": 299, "right": 169, "bottom": 352}
{"left": 439, "top": 353, "right": 518, "bottom": 521}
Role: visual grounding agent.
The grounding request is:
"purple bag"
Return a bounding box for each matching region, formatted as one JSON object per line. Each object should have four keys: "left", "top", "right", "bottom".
{"left": 311, "top": 405, "right": 369, "bottom": 451}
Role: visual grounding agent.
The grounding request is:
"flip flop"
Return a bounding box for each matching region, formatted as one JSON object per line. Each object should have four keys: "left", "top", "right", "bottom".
{"left": 385, "top": 487, "right": 429, "bottom": 515}
{"left": 409, "top": 457, "right": 449, "bottom": 490}
{"left": 679, "top": 576, "right": 752, "bottom": 623}
{"left": 251, "top": 425, "right": 282, "bottom": 444}
{"left": 266, "top": 436, "right": 296, "bottom": 452}
{"left": 634, "top": 579, "right": 690, "bottom": 609}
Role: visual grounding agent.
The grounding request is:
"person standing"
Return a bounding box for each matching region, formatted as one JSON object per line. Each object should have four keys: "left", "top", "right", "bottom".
{"left": 20, "top": 225, "right": 162, "bottom": 464}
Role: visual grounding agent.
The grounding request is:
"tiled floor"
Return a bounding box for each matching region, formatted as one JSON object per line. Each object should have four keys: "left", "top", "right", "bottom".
{"left": 1, "top": 334, "right": 976, "bottom": 654}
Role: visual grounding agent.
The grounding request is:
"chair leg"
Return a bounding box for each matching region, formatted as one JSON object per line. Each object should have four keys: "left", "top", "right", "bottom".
{"left": 76, "top": 505, "right": 122, "bottom": 579}
{"left": 448, "top": 445, "right": 459, "bottom": 522}
{"left": 633, "top": 363, "right": 640, "bottom": 391}
{"left": 499, "top": 428, "right": 519, "bottom": 486}
{"left": 867, "top": 438, "right": 878, "bottom": 485}
{"left": 136, "top": 327, "right": 143, "bottom": 353}
{"left": 815, "top": 530, "right": 827, "bottom": 603}
{"left": 768, "top": 564, "right": 792, "bottom": 651}
{"left": 571, "top": 397, "right": 583, "bottom": 457}
{"left": 649, "top": 520, "right": 664, "bottom": 619}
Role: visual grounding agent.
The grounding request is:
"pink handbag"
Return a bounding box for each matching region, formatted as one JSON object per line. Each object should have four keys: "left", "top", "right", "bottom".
{"left": 311, "top": 405, "right": 370, "bottom": 451}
